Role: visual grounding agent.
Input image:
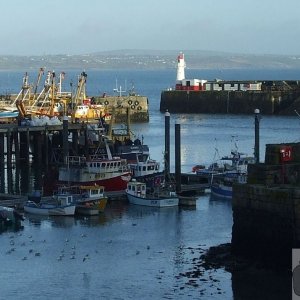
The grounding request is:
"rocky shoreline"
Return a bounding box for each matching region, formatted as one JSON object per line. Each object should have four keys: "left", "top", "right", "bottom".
{"left": 175, "top": 243, "right": 291, "bottom": 299}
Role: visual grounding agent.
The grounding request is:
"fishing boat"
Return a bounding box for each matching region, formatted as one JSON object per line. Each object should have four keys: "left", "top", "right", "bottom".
{"left": 116, "top": 142, "right": 164, "bottom": 188}
{"left": 129, "top": 154, "right": 162, "bottom": 178}
{"left": 0, "top": 110, "right": 19, "bottom": 123}
{"left": 58, "top": 155, "right": 131, "bottom": 192}
{"left": 74, "top": 103, "right": 107, "bottom": 121}
{"left": 114, "top": 140, "right": 149, "bottom": 163}
{"left": 24, "top": 192, "right": 76, "bottom": 216}
{"left": 112, "top": 119, "right": 164, "bottom": 188}
{"left": 211, "top": 171, "right": 248, "bottom": 199}
{"left": 193, "top": 145, "right": 226, "bottom": 180}
{"left": 75, "top": 185, "right": 108, "bottom": 215}
{"left": 195, "top": 137, "right": 255, "bottom": 180}
{"left": 126, "top": 180, "right": 178, "bottom": 207}
{"left": 128, "top": 154, "right": 164, "bottom": 188}
{"left": 209, "top": 148, "right": 254, "bottom": 199}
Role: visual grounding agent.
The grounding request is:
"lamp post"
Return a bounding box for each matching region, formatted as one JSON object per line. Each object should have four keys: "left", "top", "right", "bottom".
{"left": 254, "top": 109, "right": 261, "bottom": 164}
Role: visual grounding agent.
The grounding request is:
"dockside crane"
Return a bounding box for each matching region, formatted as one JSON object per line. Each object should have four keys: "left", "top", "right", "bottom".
{"left": 73, "top": 71, "right": 87, "bottom": 106}
{"left": 31, "top": 67, "right": 45, "bottom": 104}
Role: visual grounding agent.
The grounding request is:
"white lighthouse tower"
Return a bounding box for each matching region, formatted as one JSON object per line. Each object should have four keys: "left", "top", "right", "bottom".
{"left": 176, "top": 52, "right": 186, "bottom": 81}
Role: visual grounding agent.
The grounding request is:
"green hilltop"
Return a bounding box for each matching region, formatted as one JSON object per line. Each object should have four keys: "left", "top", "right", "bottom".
{"left": 0, "top": 50, "right": 300, "bottom": 70}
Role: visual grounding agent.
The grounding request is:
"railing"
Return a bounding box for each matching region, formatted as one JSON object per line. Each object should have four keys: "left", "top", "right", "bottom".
{"left": 66, "top": 156, "right": 86, "bottom": 166}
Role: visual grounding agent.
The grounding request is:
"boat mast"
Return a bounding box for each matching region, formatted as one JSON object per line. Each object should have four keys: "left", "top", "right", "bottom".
{"left": 58, "top": 72, "right": 65, "bottom": 97}
{"left": 11, "top": 72, "right": 31, "bottom": 107}
{"left": 32, "top": 67, "right": 44, "bottom": 103}
{"left": 74, "top": 71, "right": 87, "bottom": 106}
{"left": 49, "top": 71, "right": 56, "bottom": 116}
{"left": 113, "top": 78, "right": 126, "bottom": 97}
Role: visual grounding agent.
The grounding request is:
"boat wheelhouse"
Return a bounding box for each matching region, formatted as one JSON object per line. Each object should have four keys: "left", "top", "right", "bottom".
{"left": 58, "top": 155, "right": 131, "bottom": 192}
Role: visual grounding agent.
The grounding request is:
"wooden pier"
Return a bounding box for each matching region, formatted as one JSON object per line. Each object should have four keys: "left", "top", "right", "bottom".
{"left": 0, "top": 121, "right": 93, "bottom": 167}
{"left": 0, "top": 115, "right": 210, "bottom": 201}
{"left": 0, "top": 193, "right": 27, "bottom": 209}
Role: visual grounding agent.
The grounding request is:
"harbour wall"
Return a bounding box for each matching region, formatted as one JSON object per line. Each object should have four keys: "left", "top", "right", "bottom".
{"left": 160, "top": 90, "right": 300, "bottom": 115}
{"left": 232, "top": 142, "right": 300, "bottom": 269}
{"left": 232, "top": 183, "right": 300, "bottom": 269}
{"left": 94, "top": 95, "right": 149, "bottom": 122}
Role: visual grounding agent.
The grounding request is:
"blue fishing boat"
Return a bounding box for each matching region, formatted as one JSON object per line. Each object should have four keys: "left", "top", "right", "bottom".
{"left": 0, "top": 110, "right": 18, "bottom": 122}
{"left": 211, "top": 171, "right": 247, "bottom": 199}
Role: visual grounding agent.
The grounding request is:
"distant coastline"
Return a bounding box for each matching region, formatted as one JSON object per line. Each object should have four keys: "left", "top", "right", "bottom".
{"left": 0, "top": 50, "right": 300, "bottom": 71}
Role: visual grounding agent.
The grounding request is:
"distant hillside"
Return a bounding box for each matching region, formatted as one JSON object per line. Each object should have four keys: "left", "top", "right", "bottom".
{"left": 0, "top": 50, "right": 300, "bottom": 70}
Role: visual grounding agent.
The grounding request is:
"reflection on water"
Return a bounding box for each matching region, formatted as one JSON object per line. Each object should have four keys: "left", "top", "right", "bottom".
{"left": 0, "top": 107, "right": 294, "bottom": 299}
{"left": 26, "top": 214, "right": 77, "bottom": 228}
{"left": 0, "top": 222, "right": 24, "bottom": 235}
{"left": 0, "top": 194, "right": 290, "bottom": 299}
{"left": 209, "top": 193, "right": 232, "bottom": 207}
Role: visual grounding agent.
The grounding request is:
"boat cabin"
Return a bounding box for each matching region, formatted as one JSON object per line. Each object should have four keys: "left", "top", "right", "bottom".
{"left": 65, "top": 156, "right": 128, "bottom": 173}
{"left": 80, "top": 185, "right": 105, "bottom": 199}
{"left": 126, "top": 180, "right": 147, "bottom": 198}
{"left": 129, "top": 158, "right": 160, "bottom": 177}
{"left": 86, "top": 158, "right": 128, "bottom": 173}
{"left": 56, "top": 194, "right": 74, "bottom": 206}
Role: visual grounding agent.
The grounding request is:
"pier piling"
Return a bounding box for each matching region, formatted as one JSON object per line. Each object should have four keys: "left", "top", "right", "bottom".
{"left": 62, "top": 116, "right": 69, "bottom": 165}
{"left": 164, "top": 110, "right": 170, "bottom": 181}
{"left": 175, "top": 122, "right": 181, "bottom": 193}
{"left": 254, "top": 108, "right": 260, "bottom": 163}
{"left": 7, "top": 129, "right": 12, "bottom": 169}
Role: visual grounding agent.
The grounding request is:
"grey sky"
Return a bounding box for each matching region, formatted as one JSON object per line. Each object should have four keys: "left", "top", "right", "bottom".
{"left": 1, "top": 0, "right": 299, "bottom": 56}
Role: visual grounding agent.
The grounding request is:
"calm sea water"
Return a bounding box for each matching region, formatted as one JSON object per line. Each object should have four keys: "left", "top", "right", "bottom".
{"left": 0, "top": 68, "right": 296, "bottom": 299}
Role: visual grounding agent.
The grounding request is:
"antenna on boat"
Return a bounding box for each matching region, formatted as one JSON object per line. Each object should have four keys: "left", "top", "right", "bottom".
{"left": 104, "top": 137, "right": 113, "bottom": 160}
{"left": 113, "top": 78, "right": 126, "bottom": 96}
{"left": 230, "top": 135, "right": 239, "bottom": 154}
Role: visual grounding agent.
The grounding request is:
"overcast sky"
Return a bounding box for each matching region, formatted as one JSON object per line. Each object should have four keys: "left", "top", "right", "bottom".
{"left": 1, "top": 0, "right": 300, "bottom": 56}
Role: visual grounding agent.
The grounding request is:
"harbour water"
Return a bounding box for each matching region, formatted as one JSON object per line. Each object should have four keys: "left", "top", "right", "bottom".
{"left": 0, "top": 68, "right": 297, "bottom": 299}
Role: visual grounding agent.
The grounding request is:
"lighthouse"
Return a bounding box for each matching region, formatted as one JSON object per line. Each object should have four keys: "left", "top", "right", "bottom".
{"left": 176, "top": 52, "right": 186, "bottom": 81}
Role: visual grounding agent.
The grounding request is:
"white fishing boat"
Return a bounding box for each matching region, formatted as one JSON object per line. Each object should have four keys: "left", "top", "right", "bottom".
{"left": 126, "top": 180, "right": 178, "bottom": 207}
{"left": 113, "top": 126, "right": 164, "bottom": 188}
{"left": 24, "top": 193, "right": 76, "bottom": 216}
{"left": 128, "top": 152, "right": 164, "bottom": 188}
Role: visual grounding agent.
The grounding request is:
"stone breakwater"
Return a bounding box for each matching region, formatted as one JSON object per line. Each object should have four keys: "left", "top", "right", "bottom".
{"left": 160, "top": 90, "right": 300, "bottom": 115}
